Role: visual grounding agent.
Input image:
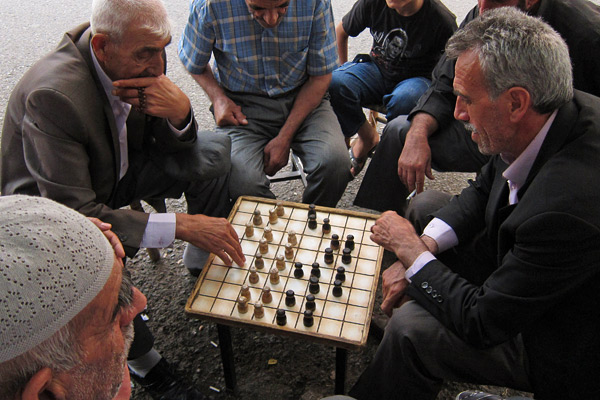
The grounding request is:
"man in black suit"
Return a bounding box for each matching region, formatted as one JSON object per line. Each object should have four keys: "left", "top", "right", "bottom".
{"left": 349, "top": 8, "right": 600, "bottom": 399}
{"left": 354, "top": 0, "right": 600, "bottom": 215}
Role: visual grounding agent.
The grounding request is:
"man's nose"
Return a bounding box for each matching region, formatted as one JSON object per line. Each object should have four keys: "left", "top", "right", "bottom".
{"left": 454, "top": 97, "right": 469, "bottom": 121}
{"left": 263, "top": 9, "right": 279, "bottom": 26}
{"left": 120, "top": 286, "right": 147, "bottom": 327}
{"left": 145, "top": 53, "right": 165, "bottom": 77}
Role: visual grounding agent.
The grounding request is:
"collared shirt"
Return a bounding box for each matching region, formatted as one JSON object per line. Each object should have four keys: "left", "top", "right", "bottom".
{"left": 178, "top": 0, "right": 338, "bottom": 97}
{"left": 91, "top": 45, "right": 178, "bottom": 249}
{"left": 406, "top": 110, "right": 559, "bottom": 281}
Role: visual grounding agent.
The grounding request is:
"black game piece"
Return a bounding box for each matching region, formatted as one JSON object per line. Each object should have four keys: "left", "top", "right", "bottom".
{"left": 285, "top": 290, "right": 296, "bottom": 307}
{"left": 330, "top": 233, "right": 340, "bottom": 250}
{"left": 335, "top": 266, "right": 346, "bottom": 283}
{"left": 345, "top": 234, "right": 355, "bottom": 251}
{"left": 303, "top": 309, "right": 314, "bottom": 327}
{"left": 332, "top": 279, "right": 343, "bottom": 297}
{"left": 322, "top": 217, "right": 331, "bottom": 234}
{"left": 324, "top": 247, "right": 334, "bottom": 264}
{"left": 305, "top": 294, "right": 316, "bottom": 311}
{"left": 310, "top": 262, "right": 321, "bottom": 278}
{"left": 341, "top": 247, "right": 352, "bottom": 264}
{"left": 308, "top": 203, "right": 316, "bottom": 218}
{"left": 294, "top": 262, "right": 304, "bottom": 278}
{"left": 309, "top": 275, "right": 320, "bottom": 294}
{"left": 276, "top": 309, "right": 287, "bottom": 326}
{"left": 308, "top": 214, "right": 317, "bottom": 229}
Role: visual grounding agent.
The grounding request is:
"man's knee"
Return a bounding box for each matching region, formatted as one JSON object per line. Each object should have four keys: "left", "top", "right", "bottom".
{"left": 381, "top": 115, "right": 411, "bottom": 145}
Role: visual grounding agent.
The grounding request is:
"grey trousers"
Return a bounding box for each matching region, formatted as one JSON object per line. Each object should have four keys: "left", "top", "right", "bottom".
{"left": 348, "top": 191, "right": 534, "bottom": 399}
{"left": 217, "top": 91, "right": 352, "bottom": 208}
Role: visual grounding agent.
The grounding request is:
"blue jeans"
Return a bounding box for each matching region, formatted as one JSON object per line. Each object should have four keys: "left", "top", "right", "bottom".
{"left": 329, "top": 59, "right": 431, "bottom": 137}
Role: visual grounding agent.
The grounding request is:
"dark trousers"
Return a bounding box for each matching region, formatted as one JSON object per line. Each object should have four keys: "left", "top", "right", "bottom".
{"left": 114, "top": 147, "right": 233, "bottom": 360}
{"left": 349, "top": 191, "right": 532, "bottom": 399}
{"left": 354, "top": 116, "right": 489, "bottom": 215}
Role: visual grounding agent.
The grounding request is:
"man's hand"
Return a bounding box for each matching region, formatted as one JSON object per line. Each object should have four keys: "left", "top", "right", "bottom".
{"left": 212, "top": 96, "right": 248, "bottom": 127}
{"left": 113, "top": 75, "right": 191, "bottom": 128}
{"left": 371, "top": 211, "right": 429, "bottom": 266}
{"left": 398, "top": 113, "right": 438, "bottom": 193}
{"left": 264, "top": 135, "right": 292, "bottom": 176}
{"left": 381, "top": 261, "right": 410, "bottom": 316}
{"left": 176, "top": 214, "right": 245, "bottom": 266}
{"left": 88, "top": 217, "right": 126, "bottom": 260}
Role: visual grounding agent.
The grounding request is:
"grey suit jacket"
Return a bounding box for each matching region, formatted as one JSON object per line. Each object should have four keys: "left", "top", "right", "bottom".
{"left": 407, "top": 91, "right": 600, "bottom": 398}
{"left": 1, "top": 23, "right": 198, "bottom": 250}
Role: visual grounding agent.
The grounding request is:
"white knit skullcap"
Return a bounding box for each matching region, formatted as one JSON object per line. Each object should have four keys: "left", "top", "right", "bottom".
{"left": 0, "top": 195, "right": 115, "bottom": 363}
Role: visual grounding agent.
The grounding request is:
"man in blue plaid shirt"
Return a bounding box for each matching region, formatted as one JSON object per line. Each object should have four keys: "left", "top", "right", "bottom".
{"left": 178, "top": 0, "right": 352, "bottom": 208}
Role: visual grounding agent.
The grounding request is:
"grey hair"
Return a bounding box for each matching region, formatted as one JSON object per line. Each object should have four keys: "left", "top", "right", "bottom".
{"left": 90, "top": 0, "right": 171, "bottom": 43}
{"left": 0, "top": 271, "right": 134, "bottom": 398}
{"left": 445, "top": 7, "right": 573, "bottom": 114}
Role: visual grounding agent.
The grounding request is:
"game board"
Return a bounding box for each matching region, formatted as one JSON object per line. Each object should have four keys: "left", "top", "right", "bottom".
{"left": 185, "top": 196, "right": 383, "bottom": 349}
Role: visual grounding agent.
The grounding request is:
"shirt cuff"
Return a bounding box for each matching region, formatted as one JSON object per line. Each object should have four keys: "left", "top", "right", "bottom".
{"left": 140, "top": 213, "right": 176, "bottom": 248}
{"left": 167, "top": 109, "right": 194, "bottom": 137}
{"left": 422, "top": 217, "right": 458, "bottom": 254}
{"left": 405, "top": 251, "right": 436, "bottom": 282}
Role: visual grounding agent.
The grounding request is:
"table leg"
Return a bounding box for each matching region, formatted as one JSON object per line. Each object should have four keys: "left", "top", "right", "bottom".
{"left": 335, "top": 347, "right": 347, "bottom": 394}
{"left": 217, "top": 324, "right": 237, "bottom": 394}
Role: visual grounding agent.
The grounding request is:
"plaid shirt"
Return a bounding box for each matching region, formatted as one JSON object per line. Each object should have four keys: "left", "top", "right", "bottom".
{"left": 178, "top": 0, "right": 338, "bottom": 97}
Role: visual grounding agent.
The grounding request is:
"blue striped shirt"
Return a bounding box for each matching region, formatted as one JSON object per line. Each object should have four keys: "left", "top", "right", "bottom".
{"left": 178, "top": 0, "right": 338, "bottom": 97}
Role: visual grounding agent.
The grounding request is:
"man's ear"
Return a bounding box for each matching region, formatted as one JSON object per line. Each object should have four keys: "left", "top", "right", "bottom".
{"left": 21, "top": 368, "right": 67, "bottom": 400}
{"left": 507, "top": 86, "right": 531, "bottom": 123}
{"left": 91, "top": 33, "right": 110, "bottom": 63}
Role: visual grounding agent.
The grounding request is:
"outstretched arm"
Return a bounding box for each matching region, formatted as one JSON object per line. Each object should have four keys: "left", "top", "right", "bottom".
{"left": 190, "top": 68, "right": 248, "bottom": 127}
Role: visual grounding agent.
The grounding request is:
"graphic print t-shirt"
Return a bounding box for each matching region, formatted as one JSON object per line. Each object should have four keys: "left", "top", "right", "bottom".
{"left": 342, "top": 0, "right": 456, "bottom": 82}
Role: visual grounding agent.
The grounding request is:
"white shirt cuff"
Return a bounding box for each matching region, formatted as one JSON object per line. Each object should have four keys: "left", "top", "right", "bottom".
{"left": 167, "top": 109, "right": 194, "bottom": 137}
{"left": 405, "top": 251, "right": 436, "bottom": 282}
{"left": 422, "top": 217, "right": 458, "bottom": 254}
{"left": 140, "top": 213, "right": 176, "bottom": 248}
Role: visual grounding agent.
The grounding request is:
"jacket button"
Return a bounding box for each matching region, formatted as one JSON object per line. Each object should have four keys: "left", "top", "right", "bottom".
{"left": 421, "top": 282, "right": 429, "bottom": 289}
{"left": 426, "top": 287, "right": 433, "bottom": 294}
{"left": 437, "top": 297, "right": 444, "bottom": 303}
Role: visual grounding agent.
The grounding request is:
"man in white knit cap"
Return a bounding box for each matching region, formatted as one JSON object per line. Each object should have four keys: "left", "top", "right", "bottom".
{"left": 0, "top": 195, "right": 146, "bottom": 399}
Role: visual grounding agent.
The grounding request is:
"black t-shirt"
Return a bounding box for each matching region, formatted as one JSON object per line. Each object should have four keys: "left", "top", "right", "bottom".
{"left": 342, "top": 0, "right": 457, "bottom": 82}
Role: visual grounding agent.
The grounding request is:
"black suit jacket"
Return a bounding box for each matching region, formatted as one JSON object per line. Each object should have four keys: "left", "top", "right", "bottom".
{"left": 407, "top": 91, "right": 600, "bottom": 399}
{"left": 1, "top": 23, "right": 198, "bottom": 251}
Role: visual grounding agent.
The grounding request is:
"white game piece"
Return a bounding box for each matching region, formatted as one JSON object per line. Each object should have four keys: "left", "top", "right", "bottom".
{"left": 240, "top": 284, "right": 251, "bottom": 300}
{"left": 259, "top": 238, "right": 268, "bottom": 254}
{"left": 254, "top": 301, "right": 264, "bottom": 318}
{"left": 245, "top": 222, "right": 254, "bottom": 237}
{"left": 237, "top": 295, "right": 249, "bottom": 314}
{"left": 275, "top": 255, "right": 285, "bottom": 271}
{"left": 276, "top": 201, "right": 284, "bottom": 216}
{"left": 262, "top": 286, "right": 273, "bottom": 304}
{"left": 287, "top": 230, "right": 297, "bottom": 246}
{"left": 253, "top": 209, "right": 262, "bottom": 226}
{"left": 269, "top": 267, "right": 280, "bottom": 284}
{"left": 263, "top": 226, "right": 273, "bottom": 242}
{"left": 284, "top": 243, "right": 294, "bottom": 260}
{"left": 269, "top": 208, "right": 278, "bottom": 224}
{"left": 249, "top": 266, "right": 259, "bottom": 284}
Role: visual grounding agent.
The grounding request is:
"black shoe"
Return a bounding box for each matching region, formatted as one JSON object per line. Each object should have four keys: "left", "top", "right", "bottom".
{"left": 131, "top": 358, "right": 207, "bottom": 400}
{"left": 456, "top": 391, "right": 504, "bottom": 400}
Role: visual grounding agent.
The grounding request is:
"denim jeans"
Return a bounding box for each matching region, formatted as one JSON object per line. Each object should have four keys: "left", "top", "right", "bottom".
{"left": 329, "top": 59, "right": 431, "bottom": 137}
